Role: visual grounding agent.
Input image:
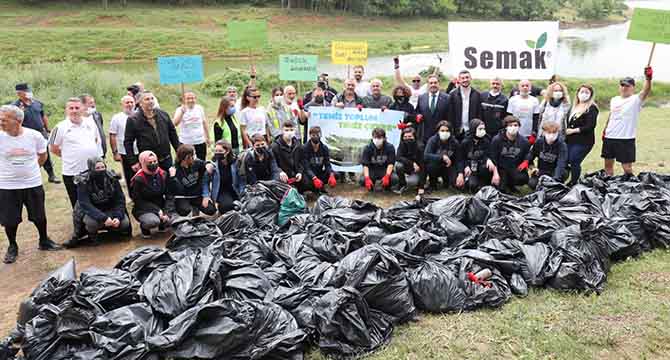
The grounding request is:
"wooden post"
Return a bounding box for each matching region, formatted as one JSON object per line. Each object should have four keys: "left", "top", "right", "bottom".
{"left": 181, "top": 82, "right": 185, "bottom": 96}
{"left": 647, "top": 42, "right": 657, "bottom": 66}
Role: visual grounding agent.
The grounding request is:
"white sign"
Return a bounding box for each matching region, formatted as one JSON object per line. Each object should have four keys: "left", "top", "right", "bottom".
{"left": 448, "top": 21, "right": 559, "bottom": 79}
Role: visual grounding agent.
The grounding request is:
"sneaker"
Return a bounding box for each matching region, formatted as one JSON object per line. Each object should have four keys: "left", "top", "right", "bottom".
{"left": 141, "top": 228, "right": 152, "bottom": 239}
{"left": 62, "top": 236, "right": 80, "bottom": 249}
{"left": 47, "top": 174, "right": 61, "bottom": 184}
{"left": 38, "top": 238, "right": 62, "bottom": 251}
{"left": 88, "top": 233, "right": 100, "bottom": 246}
{"left": 3, "top": 245, "right": 18, "bottom": 264}
{"left": 393, "top": 185, "right": 407, "bottom": 195}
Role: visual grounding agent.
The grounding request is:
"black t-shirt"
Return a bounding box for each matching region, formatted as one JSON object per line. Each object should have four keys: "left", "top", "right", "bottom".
{"left": 361, "top": 141, "right": 396, "bottom": 172}
{"left": 169, "top": 159, "right": 206, "bottom": 197}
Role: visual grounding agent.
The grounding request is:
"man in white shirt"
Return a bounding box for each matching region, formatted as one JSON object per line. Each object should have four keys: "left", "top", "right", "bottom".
{"left": 393, "top": 56, "right": 427, "bottom": 107}
{"left": 353, "top": 65, "right": 372, "bottom": 98}
{"left": 507, "top": 79, "right": 541, "bottom": 143}
{"left": 80, "top": 94, "right": 107, "bottom": 158}
{"left": 110, "top": 95, "right": 138, "bottom": 184}
{"left": 601, "top": 67, "right": 653, "bottom": 177}
{"left": 49, "top": 98, "right": 102, "bottom": 209}
{"left": 0, "top": 105, "right": 61, "bottom": 264}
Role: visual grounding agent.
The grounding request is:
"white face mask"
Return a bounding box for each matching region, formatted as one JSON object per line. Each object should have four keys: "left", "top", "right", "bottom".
{"left": 283, "top": 130, "right": 295, "bottom": 140}
{"left": 520, "top": 89, "right": 529, "bottom": 97}
{"left": 87, "top": 107, "right": 96, "bottom": 115}
{"left": 373, "top": 138, "right": 384, "bottom": 148}
{"left": 274, "top": 95, "right": 284, "bottom": 105}
{"left": 507, "top": 126, "right": 519, "bottom": 137}
{"left": 545, "top": 133, "right": 558, "bottom": 144}
{"left": 26, "top": 92, "right": 34, "bottom": 100}
{"left": 489, "top": 89, "right": 500, "bottom": 96}
{"left": 439, "top": 131, "right": 451, "bottom": 141}
{"left": 578, "top": 92, "right": 591, "bottom": 102}
{"left": 476, "top": 127, "right": 487, "bottom": 138}
{"left": 552, "top": 91, "right": 563, "bottom": 100}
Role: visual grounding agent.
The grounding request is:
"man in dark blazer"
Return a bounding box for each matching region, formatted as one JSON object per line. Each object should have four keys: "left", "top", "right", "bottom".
{"left": 415, "top": 75, "right": 449, "bottom": 143}
{"left": 448, "top": 70, "right": 481, "bottom": 140}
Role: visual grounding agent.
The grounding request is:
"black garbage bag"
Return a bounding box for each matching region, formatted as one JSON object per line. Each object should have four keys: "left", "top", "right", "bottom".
{"left": 211, "top": 259, "right": 272, "bottom": 301}
{"left": 0, "top": 337, "right": 19, "bottom": 360}
{"left": 330, "top": 244, "right": 416, "bottom": 322}
{"left": 264, "top": 261, "right": 289, "bottom": 288}
{"left": 424, "top": 215, "right": 472, "bottom": 247}
{"left": 584, "top": 219, "right": 641, "bottom": 261}
{"left": 406, "top": 259, "right": 466, "bottom": 312}
{"left": 360, "top": 225, "right": 390, "bottom": 244}
{"left": 456, "top": 256, "right": 512, "bottom": 310}
{"left": 313, "top": 287, "right": 393, "bottom": 359}
{"left": 146, "top": 299, "right": 306, "bottom": 360}
{"left": 424, "top": 195, "right": 470, "bottom": 221}
{"left": 115, "top": 246, "right": 176, "bottom": 284}
{"left": 223, "top": 231, "right": 275, "bottom": 269}
{"left": 90, "top": 303, "right": 163, "bottom": 360}
{"left": 286, "top": 258, "right": 338, "bottom": 288}
{"left": 536, "top": 175, "right": 570, "bottom": 202}
{"left": 379, "top": 227, "right": 446, "bottom": 256}
{"left": 641, "top": 212, "right": 670, "bottom": 249}
{"left": 477, "top": 239, "right": 559, "bottom": 287}
{"left": 542, "top": 202, "right": 602, "bottom": 228}
{"left": 312, "top": 195, "right": 352, "bottom": 216}
{"left": 139, "top": 248, "right": 219, "bottom": 318}
{"left": 639, "top": 172, "right": 670, "bottom": 189}
{"left": 547, "top": 224, "right": 609, "bottom": 294}
{"left": 166, "top": 217, "right": 222, "bottom": 253}
{"left": 466, "top": 196, "right": 492, "bottom": 226}
{"left": 559, "top": 184, "right": 603, "bottom": 207}
{"left": 74, "top": 268, "right": 141, "bottom": 312}
{"left": 318, "top": 200, "right": 381, "bottom": 232}
{"left": 241, "top": 181, "right": 291, "bottom": 229}
{"left": 215, "top": 210, "right": 255, "bottom": 236}
{"left": 509, "top": 273, "right": 528, "bottom": 296}
{"left": 304, "top": 223, "right": 367, "bottom": 263}
{"left": 378, "top": 200, "right": 426, "bottom": 232}
{"left": 273, "top": 233, "right": 317, "bottom": 267}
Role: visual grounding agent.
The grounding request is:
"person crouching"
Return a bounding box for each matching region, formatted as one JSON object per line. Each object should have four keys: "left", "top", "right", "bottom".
{"left": 527, "top": 121, "right": 568, "bottom": 189}
{"left": 360, "top": 127, "right": 398, "bottom": 192}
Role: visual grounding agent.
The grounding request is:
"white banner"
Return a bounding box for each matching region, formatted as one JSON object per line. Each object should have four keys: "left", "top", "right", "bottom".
{"left": 448, "top": 21, "right": 559, "bottom": 79}
{"left": 308, "top": 107, "right": 403, "bottom": 172}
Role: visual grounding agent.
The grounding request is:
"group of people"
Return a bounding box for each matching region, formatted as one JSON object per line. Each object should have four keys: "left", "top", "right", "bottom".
{"left": 0, "top": 60, "right": 653, "bottom": 264}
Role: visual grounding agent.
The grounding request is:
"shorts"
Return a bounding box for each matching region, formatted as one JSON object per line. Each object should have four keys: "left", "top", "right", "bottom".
{"left": 0, "top": 186, "right": 46, "bottom": 226}
{"left": 601, "top": 138, "right": 636, "bottom": 164}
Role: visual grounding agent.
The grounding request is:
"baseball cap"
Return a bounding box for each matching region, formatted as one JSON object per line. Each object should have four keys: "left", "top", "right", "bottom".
{"left": 15, "top": 83, "right": 30, "bottom": 92}
{"left": 619, "top": 77, "right": 635, "bottom": 87}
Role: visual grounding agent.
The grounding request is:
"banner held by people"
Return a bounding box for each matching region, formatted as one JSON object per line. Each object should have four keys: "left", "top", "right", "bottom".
{"left": 448, "top": 21, "right": 559, "bottom": 79}
{"left": 227, "top": 20, "right": 268, "bottom": 49}
{"left": 331, "top": 41, "right": 368, "bottom": 65}
{"left": 627, "top": 8, "right": 670, "bottom": 66}
{"left": 156, "top": 55, "right": 204, "bottom": 85}
{"left": 308, "top": 107, "right": 403, "bottom": 172}
{"left": 279, "top": 55, "right": 319, "bottom": 81}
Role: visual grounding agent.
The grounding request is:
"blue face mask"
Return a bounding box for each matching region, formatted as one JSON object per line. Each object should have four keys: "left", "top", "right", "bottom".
{"left": 227, "top": 107, "right": 236, "bottom": 116}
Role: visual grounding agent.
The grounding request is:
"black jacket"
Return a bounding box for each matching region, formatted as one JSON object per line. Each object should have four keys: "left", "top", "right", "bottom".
{"left": 566, "top": 104, "right": 599, "bottom": 146}
{"left": 447, "top": 87, "right": 482, "bottom": 134}
{"left": 490, "top": 133, "right": 530, "bottom": 170}
{"left": 461, "top": 135, "right": 491, "bottom": 171}
{"left": 76, "top": 170, "right": 126, "bottom": 222}
{"left": 528, "top": 136, "right": 568, "bottom": 179}
{"left": 271, "top": 136, "right": 304, "bottom": 178}
{"left": 396, "top": 140, "right": 424, "bottom": 168}
{"left": 91, "top": 111, "right": 107, "bottom": 158}
{"left": 124, "top": 108, "right": 180, "bottom": 165}
{"left": 390, "top": 99, "right": 417, "bottom": 124}
{"left": 415, "top": 91, "right": 449, "bottom": 143}
{"left": 168, "top": 159, "right": 207, "bottom": 198}
{"left": 479, "top": 91, "right": 509, "bottom": 136}
{"left": 302, "top": 141, "right": 333, "bottom": 179}
{"left": 361, "top": 141, "right": 396, "bottom": 173}
{"left": 243, "top": 149, "right": 280, "bottom": 185}
{"left": 130, "top": 169, "right": 168, "bottom": 218}
{"left": 424, "top": 134, "right": 463, "bottom": 172}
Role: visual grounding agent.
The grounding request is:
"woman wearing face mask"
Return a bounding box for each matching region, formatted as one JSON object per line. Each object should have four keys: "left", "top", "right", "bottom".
{"left": 423, "top": 121, "right": 464, "bottom": 192}
{"left": 390, "top": 85, "right": 417, "bottom": 127}
{"left": 538, "top": 82, "right": 571, "bottom": 136}
{"left": 527, "top": 121, "right": 568, "bottom": 190}
{"left": 167, "top": 144, "right": 217, "bottom": 217}
{"left": 267, "top": 87, "right": 300, "bottom": 142}
{"left": 203, "top": 140, "right": 242, "bottom": 214}
{"left": 214, "top": 96, "right": 242, "bottom": 155}
{"left": 489, "top": 116, "right": 531, "bottom": 193}
{"left": 565, "top": 84, "right": 599, "bottom": 186}
{"left": 271, "top": 121, "right": 306, "bottom": 191}
{"left": 394, "top": 127, "right": 425, "bottom": 197}
{"left": 130, "top": 151, "right": 170, "bottom": 238}
{"left": 239, "top": 86, "right": 271, "bottom": 149}
{"left": 461, "top": 119, "right": 495, "bottom": 193}
{"left": 65, "top": 157, "right": 131, "bottom": 248}
{"left": 302, "top": 126, "right": 337, "bottom": 193}
{"left": 173, "top": 91, "right": 210, "bottom": 160}
{"left": 360, "top": 128, "right": 398, "bottom": 192}
{"left": 241, "top": 134, "right": 281, "bottom": 187}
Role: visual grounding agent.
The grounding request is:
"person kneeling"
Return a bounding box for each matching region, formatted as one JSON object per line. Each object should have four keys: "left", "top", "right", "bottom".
{"left": 424, "top": 121, "right": 465, "bottom": 192}
{"left": 242, "top": 134, "right": 281, "bottom": 186}
{"left": 271, "top": 121, "right": 308, "bottom": 192}
{"left": 360, "top": 128, "right": 398, "bottom": 192}
{"left": 203, "top": 140, "right": 243, "bottom": 215}
{"left": 490, "top": 116, "right": 531, "bottom": 193}
{"left": 527, "top": 121, "right": 568, "bottom": 190}
{"left": 461, "top": 119, "right": 494, "bottom": 193}
{"left": 394, "top": 127, "right": 425, "bottom": 197}
{"left": 168, "top": 144, "right": 217, "bottom": 217}
{"left": 65, "top": 157, "right": 130, "bottom": 247}
{"left": 130, "top": 151, "right": 170, "bottom": 238}
{"left": 303, "top": 126, "right": 337, "bottom": 193}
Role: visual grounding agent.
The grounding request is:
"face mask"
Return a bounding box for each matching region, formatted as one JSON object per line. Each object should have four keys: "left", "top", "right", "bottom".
{"left": 439, "top": 131, "right": 450, "bottom": 141}
{"left": 578, "top": 92, "right": 591, "bottom": 102}
{"left": 552, "top": 91, "right": 563, "bottom": 100}
{"left": 146, "top": 163, "right": 159, "bottom": 172}
{"left": 315, "top": 95, "right": 324, "bottom": 103}
{"left": 506, "top": 126, "right": 519, "bottom": 137}
{"left": 283, "top": 130, "right": 295, "bottom": 140}
{"left": 545, "top": 133, "right": 558, "bottom": 144}
{"left": 404, "top": 138, "right": 416, "bottom": 144}
{"left": 476, "top": 127, "right": 487, "bottom": 138}
{"left": 274, "top": 95, "right": 283, "bottom": 105}
{"left": 214, "top": 152, "right": 226, "bottom": 161}
{"left": 520, "top": 90, "right": 529, "bottom": 97}
{"left": 255, "top": 146, "right": 266, "bottom": 155}
{"left": 93, "top": 169, "right": 106, "bottom": 178}
{"left": 26, "top": 92, "right": 33, "bottom": 100}
{"left": 310, "top": 137, "right": 320, "bottom": 145}
{"left": 394, "top": 96, "right": 406, "bottom": 103}
{"left": 373, "top": 138, "right": 384, "bottom": 148}
{"left": 489, "top": 90, "right": 500, "bottom": 96}
{"left": 226, "top": 107, "right": 236, "bottom": 116}
{"left": 87, "top": 107, "right": 96, "bottom": 115}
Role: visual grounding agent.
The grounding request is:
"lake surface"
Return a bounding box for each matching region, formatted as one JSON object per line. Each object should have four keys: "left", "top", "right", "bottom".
{"left": 94, "top": 0, "right": 670, "bottom": 81}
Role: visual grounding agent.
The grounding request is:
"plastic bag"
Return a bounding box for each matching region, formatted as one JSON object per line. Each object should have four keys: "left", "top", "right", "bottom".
{"left": 115, "top": 246, "right": 176, "bottom": 283}
{"left": 407, "top": 260, "right": 466, "bottom": 312}
{"left": 379, "top": 227, "right": 446, "bottom": 256}
{"left": 318, "top": 200, "right": 381, "bottom": 232}
{"left": 641, "top": 212, "right": 670, "bottom": 249}
{"left": 305, "top": 223, "right": 367, "bottom": 263}
{"left": 312, "top": 195, "right": 352, "bottom": 216}
{"left": 75, "top": 268, "right": 141, "bottom": 312}
{"left": 278, "top": 187, "right": 307, "bottom": 226}
{"left": 211, "top": 259, "right": 272, "bottom": 301}
{"left": 165, "top": 217, "right": 223, "bottom": 252}
{"left": 17, "top": 259, "right": 77, "bottom": 327}
{"left": 223, "top": 231, "right": 275, "bottom": 269}
{"left": 241, "top": 181, "right": 291, "bottom": 229}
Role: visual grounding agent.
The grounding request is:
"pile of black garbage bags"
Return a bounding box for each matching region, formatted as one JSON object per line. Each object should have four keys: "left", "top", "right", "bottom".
{"left": 3, "top": 173, "right": 670, "bottom": 360}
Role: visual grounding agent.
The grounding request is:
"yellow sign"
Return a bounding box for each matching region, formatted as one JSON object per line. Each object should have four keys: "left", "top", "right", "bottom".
{"left": 331, "top": 41, "right": 368, "bottom": 65}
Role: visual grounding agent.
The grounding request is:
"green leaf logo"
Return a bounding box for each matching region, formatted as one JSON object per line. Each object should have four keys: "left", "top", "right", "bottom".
{"left": 526, "top": 40, "right": 536, "bottom": 48}
{"left": 526, "top": 32, "right": 548, "bottom": 49}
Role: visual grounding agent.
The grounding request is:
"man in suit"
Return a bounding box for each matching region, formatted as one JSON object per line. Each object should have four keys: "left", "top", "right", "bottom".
{"left": 447, "top": 70, "right": 481, "bottom": 140}
{"left": 415, "top": 75, "right": 449, "bottom": 144}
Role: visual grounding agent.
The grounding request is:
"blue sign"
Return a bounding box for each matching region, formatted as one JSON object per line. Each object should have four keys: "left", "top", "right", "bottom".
{"left": 157, "top": 55, "right": 204, "bottom": 85}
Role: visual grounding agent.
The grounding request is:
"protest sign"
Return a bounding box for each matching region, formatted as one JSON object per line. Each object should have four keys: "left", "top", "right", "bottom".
{"left": 331, "top": 41, "right": 368, "bottom": 65}
{"left": 628, "top": 8, "right": 670, "bottom": 44}
{"left": 448, "top": 22, "right": 559, "bottom": 79}
{"left": 308, "top": 107, "right": 403, "bottom": 172}
{"left": 228, "top": 20, "right": 268, "bottom": 49}
{"left": 279, "top": 55, "right": 318, "bottom": 81}
{"left": 157, "top": 55, "right": 204, "bottom": 85}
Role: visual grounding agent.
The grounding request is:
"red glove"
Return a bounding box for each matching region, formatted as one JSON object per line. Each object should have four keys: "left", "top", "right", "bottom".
{"left": 356, "top": 104, "right": 364, "bottom": 112}
{"left": 602, "top": 128, "right": 606, "bottom": 141}
{"left": 415, "top": 114, "right": 423, "bottom": 124}
{"left": 517, "top": 160, "right": 529, "bottom": 171}
{"left": 312, "top": 177, "right": 324, "bottom": 190}
{"left": 528, "top": 134, "right": 536, "bottom": 145}
{"left": 393, "top": 56, "right": 400, "bottom": 69}
{"left": 466, "top": 272, "right": 492, "bottom": 288}
{"left": 645, "top": 66, "right": 653, "bottom": 80}
{"left": 287, "top": 177, "right": 296, "bottom": 185}
{"left": 297, "top": 98, "right": 304, "bottom": 110}
{"left": 292, "top": 109, "right": 299, "bottom": 117}
{"left": 382, "top": 174, "right": 391, "bottom": 188}
{"left": 397, "top": 122, "right": 408, "bottom": 130}
{"left": 364, "top": 176, "right": 373, "bottom": 191}
{"left": 328, "top": 174, "right": 337, "bottom": 188}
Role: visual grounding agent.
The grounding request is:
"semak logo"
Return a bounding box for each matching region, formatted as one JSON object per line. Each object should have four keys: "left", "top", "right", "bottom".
{"left": 463, "top": 32, "right": 550, "bottom": 70}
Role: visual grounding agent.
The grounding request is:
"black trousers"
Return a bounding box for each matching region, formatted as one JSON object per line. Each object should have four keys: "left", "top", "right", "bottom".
{"left": 158, "top": 156, "right": 173, "bottom": 172}
{"left": 175, "top": 197, "right": 218, "bottom": 217}
{"left": 120, "top": 155, "right": 136, "bottom": 186}
{"left": 395, "top": 161, "right": 426, "bottom": 188}
{"left": 216, "top": 191, "right": 237, "bottom": 214}
{"left": 42, "top": 151, "right": 55, "bottom": 176}
{"left": 193, "top": 143, "right": 207, "bottom": 161}
{"left": 63, "top": 175, "right": 77, "bottom": 209}
{"left": 466, "top": 168, "right": 492, "bottom": 193}
{"left": 497, "top": 167, "right": 529, "bottom": 193}
{"left": 426, "top": 162, "right": 459, "bottom": 188}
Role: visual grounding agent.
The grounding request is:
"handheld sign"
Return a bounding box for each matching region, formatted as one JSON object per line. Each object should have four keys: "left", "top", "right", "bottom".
{"left": 628, "top": 8, "right": 670, "bottom": 44}
{"left": 331, "top": 41, "right": 368, "bottom": 65}
{"left": 157, "top": 56, "right": 204, "bottom": 85}
{"left": 279, "top": 55, "right": 318, "bottom": 81}
{"left": 228, "top": 20, "right": 268, "bottom": 49}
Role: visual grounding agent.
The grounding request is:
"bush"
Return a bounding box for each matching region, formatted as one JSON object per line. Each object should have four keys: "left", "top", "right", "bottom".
{"left": 201, "top": 68, "right": 295, "bottom": 97}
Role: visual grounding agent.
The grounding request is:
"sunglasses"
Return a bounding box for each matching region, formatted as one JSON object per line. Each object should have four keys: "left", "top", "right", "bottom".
{"left": 248, "top": 95, "right": 261, "bottom": 99}
{"left": 412, "top": 80, "right": 421, "bottom": 83}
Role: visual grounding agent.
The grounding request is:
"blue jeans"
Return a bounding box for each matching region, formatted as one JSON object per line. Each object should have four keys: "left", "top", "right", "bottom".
{"left": 567, "top": 143, "right": 593, "bottom": 185}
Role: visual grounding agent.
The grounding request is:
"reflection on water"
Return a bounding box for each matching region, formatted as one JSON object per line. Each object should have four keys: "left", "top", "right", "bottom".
{"left": 559, "top": 36, "right": 601, "bottom": 59}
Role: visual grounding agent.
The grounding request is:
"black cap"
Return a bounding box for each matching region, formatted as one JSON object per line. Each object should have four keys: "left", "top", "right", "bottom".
{"left": 620, "top": 77, "right": 635, "bottom": 87}
{"left": 15, "top": 83, "right": 29, "bottom": 91}
{"left": 127, "top": 84, "right": 140, "bottom": 96}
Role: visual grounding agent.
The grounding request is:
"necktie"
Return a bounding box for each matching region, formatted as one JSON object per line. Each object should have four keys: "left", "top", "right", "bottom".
{"left": 430, "top": 94, "right": 436, "bottom": 113}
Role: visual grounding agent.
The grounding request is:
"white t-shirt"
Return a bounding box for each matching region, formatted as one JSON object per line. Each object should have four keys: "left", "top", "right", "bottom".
{"left": 109, "top": 112, "right": 138, "bottom": 156}
{"left": 461, "top": 87, "right": 471, "bottom": 132}
{"left": 175, "top": 104, "right": 206, "bottom": 145}
{"left": 50, "top": 119, "right": 101, "bottom": 176}
{"left": 507, "top": 95, "right": 540, "bottom": 137}
{"left": 605, "top": 94, "right": 643, "bottom": 139}
{"left": 240, "top": 106, "right": 269, "bottom": 138}
{"left": 539, "top": 101, "right": 571, "bottom": 135}
{"left": 355, "top": 81, "right": 372, "bottom": 98}
{"left": 0, "top": 129, "right": 47, "bottom": 190}
{"left": 410, "top": 84, "right": 428, "bottom": 107}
